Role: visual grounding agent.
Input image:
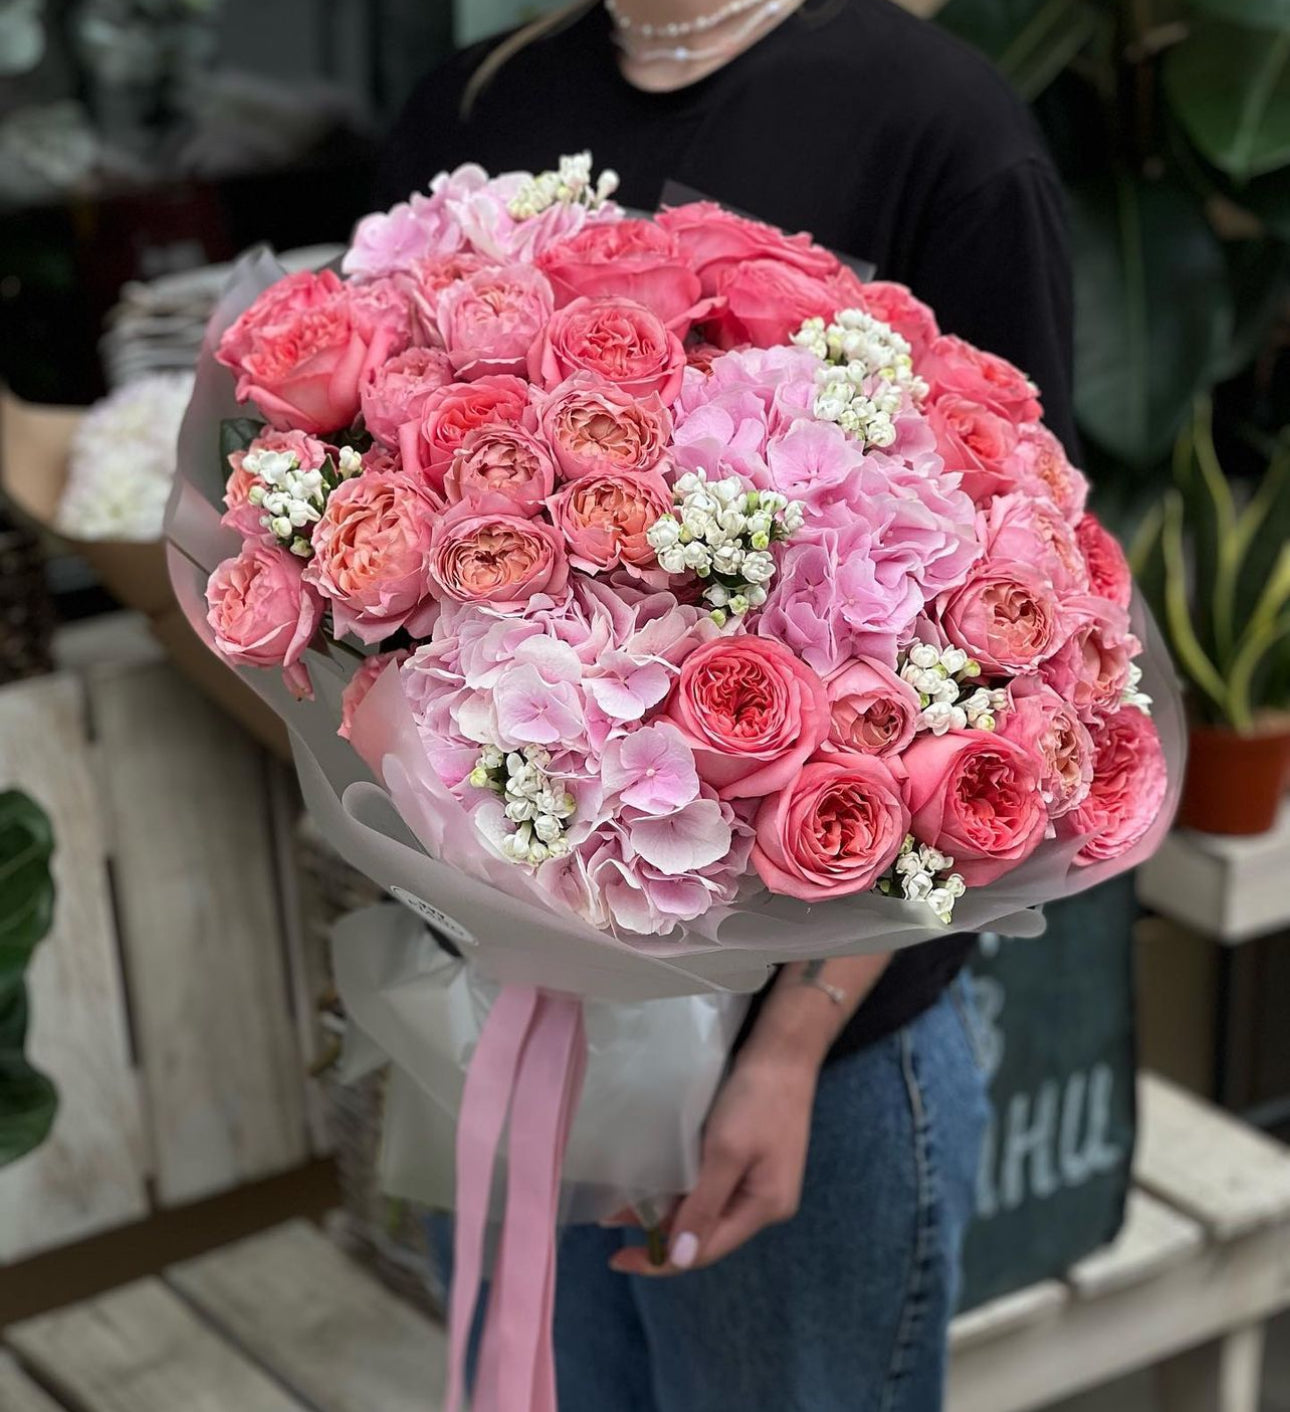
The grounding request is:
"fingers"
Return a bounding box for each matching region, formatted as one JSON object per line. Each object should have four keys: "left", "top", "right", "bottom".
{"left": 609, "top": 1142, "right": 745, "bottom": 1277}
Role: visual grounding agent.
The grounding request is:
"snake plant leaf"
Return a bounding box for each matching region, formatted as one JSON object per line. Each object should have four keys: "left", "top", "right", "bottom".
{"left": 1234, "top": 439, "right": 1290, "bottom": 632}
{"left": 1227, "top": 545, "right": 1290, "bottom": 727}
{"left": 0, "top": 789, "right": 57, "bottom": 1169}
{"left": 1227, "top": 617, "right": 1290, "bottom": 728}
{"left": 1161, "top": 489, "right": 1231, "bottom": 717}
{"left": 1071, "top": 174, "right": 1232, "bottom": 467}
{"left": 1129, "top": 500, "right": 1168, "bottom": 627}
{"left": 1164, "top": 23, "right": 1290, "bottom": 182}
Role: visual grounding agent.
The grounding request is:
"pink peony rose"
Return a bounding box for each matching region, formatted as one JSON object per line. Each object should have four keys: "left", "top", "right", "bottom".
{"left": 537, "top": 219, "right": 705, "bottom": 330}
{"left": 825, "top": 657, "right": 922, "bottom": 758}
{"left": 1070, "top": 706, "right": 1168, "bottom": 864}
{"left": 217, "top": 269, "right": 397, "bottom": 434}
{"left": 206, "top": 541, "right": 323, "bottom": 699}
{"left": 222, "top": 428, "right": 331, "bottom": 540}
{"left": 398, "top": 251, "right": 500, "bottom": 343}
{"left": 1042, "top": 596, "right": 1139, "bottom": 718}
{"left": 304, "top": 470, "right": 440, "bottom": 644}
{"left": 398, "top": 374, "right": 534, "bottom": 490}
{"left": 539, "top": 372, "right": 673, "bottom": 481}
{"left": 665, "top": 635, "right": 831, "bottom": 800}
{"left": 435, "top": 263, "right": 555, "bottom": 379}
{"left": 856, "top": 281, "right": 940, "bottom": 359}
{"left": 550, "top": 468, "right": 673, "bottom": 575}
{"left": 923, "top": 334, "right": 1042, "bottom": 424}
{"left": 753, "top": 751, "right": 910, "bottom": 900}
{"left": 428, "top": 496, "right": 570, "bottom": 610}
{"left": 978, "top": 492, "right": 1089, "bottom": 597}
{"left": 360, "top": 345, "right": 455, "bottom": 448}
{"left": 928, "top": 394, "right": 1020, "bottom": 504}
{"left": 528, "top": 296, "right": 688, "bottom": 404}
{"left": 339, "top": 649, "right": 408, "bottom": 740}
{"left": 443, "top": 425, "right": 556, "bottom": 513}
{"left": 939, "top": 565, "right": 1066, "bottom": 675}
{"left": 1013, "top": 423, "right": 1088, "bottom": 522}
{"left": 903, "top": 730, "right": 1048, "bottom": 885}
{"left": 1075, "top": 513, "right": 1133, "bottom": 609}
{"left": 348, "top": 275, "right": 419, "bottom": 354}
{"left": 996, "top": 682, "right": 1095, "bottom": 818}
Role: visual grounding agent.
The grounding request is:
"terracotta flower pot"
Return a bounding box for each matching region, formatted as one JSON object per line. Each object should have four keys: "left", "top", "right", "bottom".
{"left": 1177, "top": 723, "right": 1290, "bottom": 836}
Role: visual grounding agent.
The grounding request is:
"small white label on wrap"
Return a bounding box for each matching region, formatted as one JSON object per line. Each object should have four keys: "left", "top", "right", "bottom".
{"left": 389, "top": 886, "right": 476, "bottom": 948}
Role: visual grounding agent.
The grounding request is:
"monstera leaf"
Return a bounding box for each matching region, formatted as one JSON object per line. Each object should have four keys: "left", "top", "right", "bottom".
{"left": 1164, "top": 22, "right": 1290, "bottom": 183}
{"left": 1071, "top": 173, "right": 1232, "bottom": 467}
{"left": 0, "top": 790, "right": 57, "bottom": 1168}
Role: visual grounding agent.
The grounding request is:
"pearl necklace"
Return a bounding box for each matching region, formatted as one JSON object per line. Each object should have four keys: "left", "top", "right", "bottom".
{"left": 605, "top": 0, "right": 773, "bottom": 40}
{"left": 609, "top": 0, "right": 785, "bottom": 62}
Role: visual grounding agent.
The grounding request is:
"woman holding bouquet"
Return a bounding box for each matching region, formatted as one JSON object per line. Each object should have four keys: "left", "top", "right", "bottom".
{"left": 380, "top": 2, "right": 1076, "bottom": 1408}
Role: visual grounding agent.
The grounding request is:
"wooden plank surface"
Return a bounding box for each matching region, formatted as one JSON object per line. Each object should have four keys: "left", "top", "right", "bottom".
{"left": 90, "top": 662, "right": 308, "bottom": 1206}
{"left": 949, "top": 1280, "right": 1067, "bottom": 1352}
{"left": 1136, "top": 1073, "right": 1290, "bottom": 1238}
{"left": 1067, "top": 1189, "right": 1205, "bottom": 1299}
{"left": 5, "top": 1279, "right": 308, "bottom": 1412}
{"left": 167, "top": 1220, "right": 446, "bottom": 1412}
{"left": 0, "top": 1352, "right": 66, "bottom": 1412}
{"left": 947, "top": 1220, "right": 1290, "bottom": 1412}
{"left": 0, "top": 674, "right": 148, "bottom": 1262}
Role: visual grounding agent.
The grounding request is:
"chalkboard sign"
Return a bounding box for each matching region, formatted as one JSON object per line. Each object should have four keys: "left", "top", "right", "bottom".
{"left": 958, "top": 874, "right": 1137, "bottom": 1311}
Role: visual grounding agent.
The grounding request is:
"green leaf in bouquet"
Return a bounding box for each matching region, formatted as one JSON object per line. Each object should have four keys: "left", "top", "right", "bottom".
{"left": 218, "top": 417, "right": 266, "bottom": 481}
{"left": 1164, "top": 23, "right": 1290, "bottom": 182}
{"left": 1071, "top": 173, "right": 1232, "bottom": 467}
{"left": 0, "top": 789, "right": 57, "bottom": 1168}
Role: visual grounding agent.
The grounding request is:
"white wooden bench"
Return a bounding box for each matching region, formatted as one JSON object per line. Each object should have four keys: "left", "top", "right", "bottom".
{"left": 4, "top": 1074, "right": 1289, "bottom": 1412}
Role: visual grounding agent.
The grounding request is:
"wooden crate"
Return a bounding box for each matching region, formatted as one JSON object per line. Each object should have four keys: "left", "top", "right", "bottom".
{"left": 0, "top": 640, "right": 327, "bottom": 1264}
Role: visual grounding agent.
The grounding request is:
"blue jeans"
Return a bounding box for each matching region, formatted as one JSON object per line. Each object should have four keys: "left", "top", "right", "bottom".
{"left": 436, "top": 980, "right": 990, "bottom": 1412}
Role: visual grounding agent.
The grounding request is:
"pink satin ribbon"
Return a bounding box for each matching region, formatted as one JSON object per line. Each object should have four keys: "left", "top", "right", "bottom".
{"left": 445, "top": 986, "right": 588, "bottom": 1412}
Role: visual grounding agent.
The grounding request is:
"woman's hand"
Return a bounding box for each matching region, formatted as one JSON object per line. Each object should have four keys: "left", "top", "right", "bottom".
{"left": 609, "top": 1049, "right": 818, "bottom": 1276}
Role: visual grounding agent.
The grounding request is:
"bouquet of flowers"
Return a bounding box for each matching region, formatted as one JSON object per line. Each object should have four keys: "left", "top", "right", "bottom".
{"left": 166, "top": 152, "right": 1181, "bottom": 1412}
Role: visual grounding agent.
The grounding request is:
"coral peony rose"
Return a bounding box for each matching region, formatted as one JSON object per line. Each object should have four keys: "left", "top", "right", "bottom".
{"left": 657, "top": 201, "right": 842, "bottom": 290}
{"left": 665, "top": 636, "right": 832, "bottom": 800}
{"left": 1042, "top": 595, "right": 1138, "bottom": 718}
{"left": 824, "top": 657, "right": 922, "bottom": 758}
{"left": 528, "top": 296, "right": 688, "bottom": 404}
{"left": 537, "top": 218, "right": 705, "bottom": 330}
{"left": 939, "top": 565, "right": 1066, "bottom": 675}
{"left": 903, "top": 730, "right": 1048, "bottom": 884}
{"left": 339, "top": 649, "right": 409, "bottom": 740}
{"left": 443, "top": 425, "right": 556, "bottom": 513}
{"left": 428, "top": 497, "right": 570, "bottom": 610}
{"left": 996, "top": 682, "right": 1095, "bottom": 818}
{"left": 222, "top": 428, "right": 331, "bottom": 540}
{"left": 1075, "top": 514, "right": 1133, "bottom": 609}
{"left": 538, "top": 372, "right": 672, "bottom": 481}
{"left": 922, "top": 334, "right": 1042, "bottom": 424}
{"left": 398, "top": 374, "right": 534, "bottom": 490}
{"left": 753, "top": 752, "right": 910, "bottom": 900}
{"left": 304, "top": 470, "right": 440, "bottom": 644}
{"left": 206, "top": 541, "right": 323, "bottom": 699}
{"left": 1013, "top": 423, "right": 1088, "bottom": 523}
{"left": 706, "top": 258, "right": 866, "bottom": 350}
{"left": 1070, "top": 706, "right": 1168, "bottom": 864}
{"left": 979, "top": 492, "right": 1089, "bottom": 596}
{"left": 550, "top": 468, "right": 673, "bottom": 575}
{"left": 928, "top": 394, "right": 1021, "bottom": 503}
{"left": 435, "top": 263, "right": 555, "bottom": 379}
{"left": 360, "top": 345, "right": 455, "bottom": 448}
{"left": 856, "top": 281, "right": 940, "bottom": 359}
{"left": 217, "top": 269, "right": 397, "bottom": 434}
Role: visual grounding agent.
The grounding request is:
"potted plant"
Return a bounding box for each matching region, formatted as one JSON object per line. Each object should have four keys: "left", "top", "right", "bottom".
{"left": 0, "top": 788, "right": 57, "bottom": 1167}
{"left": 1133, "top": 401, "right": 1290, "bottom": 834}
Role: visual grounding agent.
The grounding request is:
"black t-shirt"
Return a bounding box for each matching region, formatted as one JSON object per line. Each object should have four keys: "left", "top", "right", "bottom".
{"left": 378, "top": 0, "right": 1078, "bottom": 1058}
